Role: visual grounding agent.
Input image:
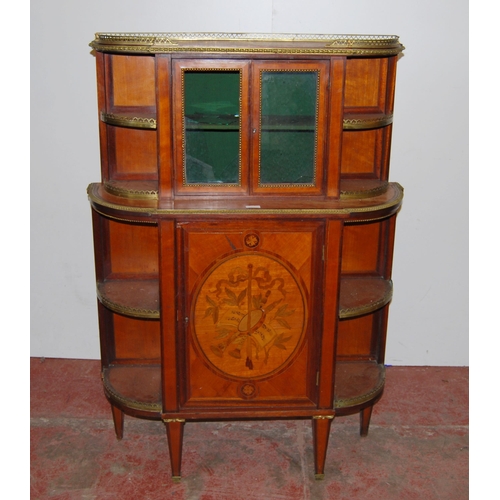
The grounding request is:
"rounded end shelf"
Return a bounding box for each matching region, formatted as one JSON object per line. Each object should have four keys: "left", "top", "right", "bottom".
{"left": 343, "top": 112, "right": 393, "bottom": 130}
{"left": 104, "top": 180, "right": 159, "bottom": 200}
{"left": 100, "top": 111, "right": 157, "bottom": 129}
{"left": 339, "top": 277, "right": 392, "bottom": 319}
{"left": 340, "top": 179, "right": 389, "bottom": 200}
{"left": 97, "top": 279, "right": 160, "bottom": 319}
{"left": 334, "top": 361, "right": 385, "bottom": 413}
{"left": 103, "top": 365, "right": 162, "bottom": 417}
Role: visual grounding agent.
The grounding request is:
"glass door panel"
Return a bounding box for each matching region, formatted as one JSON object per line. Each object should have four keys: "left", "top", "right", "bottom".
{"left": 252, "top": 61, "right": 328, "bottom": 194}
{"left": 184, "top": 71, "right": 239, "bottom": 184}
{"left": 173, "top": 60, "right": 250, "bottom": 194}
{"left": 260, "top": 71, "right": 317, "bottom": 184}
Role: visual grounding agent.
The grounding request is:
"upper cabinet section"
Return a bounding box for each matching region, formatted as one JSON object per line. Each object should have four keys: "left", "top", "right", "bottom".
{"left": 90, "top": 33, "right": 404, "bottom": 204}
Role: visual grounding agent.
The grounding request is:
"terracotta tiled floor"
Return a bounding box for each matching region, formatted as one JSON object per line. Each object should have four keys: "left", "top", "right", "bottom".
{"left": 31, "top": 358, "right": 468, "bottom": 499}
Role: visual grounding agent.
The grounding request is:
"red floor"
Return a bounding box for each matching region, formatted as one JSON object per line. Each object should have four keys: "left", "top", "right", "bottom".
{"left": 30, "top": 358, "right": 468, "bottom": 499}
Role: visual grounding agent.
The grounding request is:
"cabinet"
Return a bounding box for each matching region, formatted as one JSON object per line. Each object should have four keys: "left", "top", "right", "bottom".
{"left": 88, "top": 32, "right": 404, "bottom": 480}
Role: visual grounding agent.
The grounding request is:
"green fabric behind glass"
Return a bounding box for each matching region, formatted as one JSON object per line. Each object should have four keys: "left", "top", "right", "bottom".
{"left": 260, "top": 71, "right": 317, "bottom": 185}
{"left": 184, "top": 71, "right": 240, "bottom": 184}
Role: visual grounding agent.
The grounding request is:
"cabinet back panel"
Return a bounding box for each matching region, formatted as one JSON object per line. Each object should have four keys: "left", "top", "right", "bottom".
{"left": 344, "top": 58, "right": 387, "bottom": 110}
{"left": 341, "top": 223, "right": 381, "bottom": 274}
{"left": 336, "top": 316, "right": 374, "bottom": 358}
{"left": 113, "top": 315, "right": 161, "bottom": 360}
{"left": 110, "top": 128, "right": 158, "bottom": 178}
{"left": 341, "top": 129, "right": 381, "bottom": 176}
{"left": 109, "top": 222, "right": 159, "bottom": 275}
{"left": 110, "top": 55, "right": 156, "bottom": 107}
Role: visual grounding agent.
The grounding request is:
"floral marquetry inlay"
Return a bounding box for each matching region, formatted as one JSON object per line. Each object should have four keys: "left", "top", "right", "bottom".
{"left": 191, "top": 252, "right": 308, "bottom": 380}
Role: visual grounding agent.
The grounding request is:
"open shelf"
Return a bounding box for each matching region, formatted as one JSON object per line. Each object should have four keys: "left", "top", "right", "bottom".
{"left": 340, "top": 179, "right": 389, "bottom": 199}
{"left": 103, "top": 180, "right": 159, "bottom": 200}
{"left": 334, "top": 360, "right": 385, "bottom": 412}
{"left": 343, "top": 112, "right": 393, "bottom": 130}
{"left": 102, "top": 360, "right": 385, "bottom": 417}
{"left": 97, "top": 279, "right": 160, "bottom": 319}
{"left": 339, "top": 277, "right": 393, "bottom": 319}
{"left": 101, "top": 111, "right": 157, "bottom": 129}
{"left": 103, "top": 365, "right": 162, "bottom": 414}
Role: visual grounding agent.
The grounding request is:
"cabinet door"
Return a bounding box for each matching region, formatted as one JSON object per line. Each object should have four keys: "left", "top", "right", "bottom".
{"left": 177, "top": 220, "right": 325, "bottom": 410}
{"left": 172, "top": 60, "right": 250, "bottom": 194}
{"left": 251, "top": 61, "right": 329, "bottom": 195}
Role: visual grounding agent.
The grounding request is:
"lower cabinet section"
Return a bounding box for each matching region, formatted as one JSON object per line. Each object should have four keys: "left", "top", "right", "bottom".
{"left": 177, "top": 220, "right": 324, "bottom": 408}
{"left": 91, "top": 205, "right": 400, "bottom": 479}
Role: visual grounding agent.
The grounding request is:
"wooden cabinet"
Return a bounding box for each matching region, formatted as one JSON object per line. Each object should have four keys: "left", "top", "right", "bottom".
{"left": 88, "top": 32, "right": 404, "bottom": 479}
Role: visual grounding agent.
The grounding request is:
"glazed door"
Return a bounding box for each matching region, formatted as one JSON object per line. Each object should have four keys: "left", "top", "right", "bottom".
{"left": 251, "top": 60, "right": 329, "bottom": 195}
{"left": 172, "top": 59, "right": 329, "bottom": 196}
{"left": 177, "top": 220, "right": 326, "bottom": 410}
{"left": 172, "top": 60, "right": 251, "bottom": 195}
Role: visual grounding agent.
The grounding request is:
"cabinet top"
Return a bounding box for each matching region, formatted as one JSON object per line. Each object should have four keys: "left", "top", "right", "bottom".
{"left": 89, "top": 32, "right": 404, "bottom": 56}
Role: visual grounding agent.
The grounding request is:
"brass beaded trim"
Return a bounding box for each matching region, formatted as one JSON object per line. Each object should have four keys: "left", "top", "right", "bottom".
{"left": 340, "top": 181, "right": 389, "bottom": 199}
{"left": 90, "top": 33, "right": 404, "bottom": 56}
{"left": 334, "top": 366, "right": 386, "bottom": 409}
{"left": 342, "top": 114, "right": 393, "bottom": 130}
{"left": 87, "top": 182, "right": 403, "bottom": 217}
{"left": 90, "top": 205, "right": 158, "bottom": 225}
{"left": 96, "top": 288, "right": 160, "bottom": 319}
{"left": 104, "top": 182, "right": 158, "bottom": 200}
{"left": 101, "top": 112, "right": 157, "bottom": 129}
{"left": 338, "top": 280, "right": 393, "bottom": 319}
{"left": 103, "top": 377, "right": 162, "bottom": 412}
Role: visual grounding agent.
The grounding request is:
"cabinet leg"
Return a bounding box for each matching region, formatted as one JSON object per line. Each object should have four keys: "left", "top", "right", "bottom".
{"left": 312, "top": 416, "right": 334, "bottom": 480}
{"left": 360, "top": 405, "right": 373, "bottom": 437}
{"left": 164, "top": 419, "right": 185, "bottom": 481}
{"left": 110, "top": 405, "right": 124, "bottom": 440}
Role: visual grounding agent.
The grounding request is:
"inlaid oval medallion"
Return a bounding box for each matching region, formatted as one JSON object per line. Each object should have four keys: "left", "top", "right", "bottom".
{"left": 191, "top": 251, "right": 308, "bottom": 380}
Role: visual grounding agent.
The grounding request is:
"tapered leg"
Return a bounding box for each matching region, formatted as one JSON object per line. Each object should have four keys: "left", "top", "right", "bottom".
{"left": 312, "top": 416, "right": 334, "bottom": 480}
{"left": 164, "top": 419, "right": 185, "bottom": 481}
{"left": 360, "top": 405, "right": 373, "bottom": 437}
{"left": 111, "top": 405, "right": 124, "bottom": 440}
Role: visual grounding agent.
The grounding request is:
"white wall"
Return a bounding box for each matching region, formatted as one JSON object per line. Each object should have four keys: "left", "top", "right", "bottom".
{"left": 30, "top": 0, "right": 469, "bottom": 365}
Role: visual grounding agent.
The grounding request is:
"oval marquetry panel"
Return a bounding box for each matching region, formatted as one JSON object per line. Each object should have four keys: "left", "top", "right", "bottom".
{"left": 191, "top": 251, "right": 308, "bottom": 380}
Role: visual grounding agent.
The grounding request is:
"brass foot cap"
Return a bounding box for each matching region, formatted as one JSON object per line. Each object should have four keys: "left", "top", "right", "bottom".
{"left": 315, "top": 473, "right": 325, "bottom": 480}
{"left": 172, "top": 476, "right": 182, "bottom": 483}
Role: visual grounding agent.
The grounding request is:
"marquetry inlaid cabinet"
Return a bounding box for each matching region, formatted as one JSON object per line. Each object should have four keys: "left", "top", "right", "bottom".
{"left": 88, "top": 32, "right": 405, "bottom": 480}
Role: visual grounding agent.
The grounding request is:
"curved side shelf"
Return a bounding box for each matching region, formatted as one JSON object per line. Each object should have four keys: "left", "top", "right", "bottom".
{"left": 104, "top": 180, "right": 159, "bottom": 200}
{"left": 101, "top": 111, "right": 157, "bottom": 129}
{"left": 339, "top": 277, "right": 393, "bottom": 319}
{"left": 343, "top": 113, "right": 393, "bottom": 130}
{"left": 340, "top": 179, "right": 389, "bottom": 200}
{"left": 97, "top": 279, "right": 160, "bottom": 319}
{"left": 103, "top": 365, "right": 162, "bottom": 415}
{"left": 334, "top": 361, "right": 385, "bottom": 411}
